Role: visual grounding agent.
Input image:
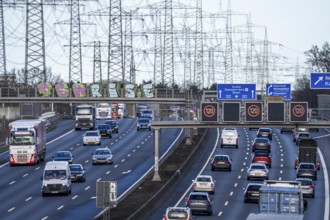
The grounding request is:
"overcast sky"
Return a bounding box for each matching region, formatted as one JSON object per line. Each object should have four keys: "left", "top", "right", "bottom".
{"left": 4, "top": 0, "right": 330, "bottom": 84}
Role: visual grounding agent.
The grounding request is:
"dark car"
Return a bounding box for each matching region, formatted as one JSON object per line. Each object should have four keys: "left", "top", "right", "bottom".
{"left": 252, "top": 137, "right": 271, "bottom": 152}
{"left": 257, "top": 128, "right": 272, "bottom": 141}
{"left": 211, "top": 154, "right": 232, "bottom": 171}
{"left": 296, "top": 178, "right": 315, "bottom": 198}
{"left": 244, "top": 183, "right": 263, "bottom": 203}
{"left": 53, "top": 151, "right": 74, "bottom": 164}
{"left": 97, "top": 124, "right": 112, "bottom": 138}
{"left": 92, "top": 147, "right": 113, "bottom": 165}
{"left": 297, "top": 162, "right": 317, "bottom": 180}
{"left": 185, "top": 192, "right": 213, "bottom": 216}
{"left": 105, "top": 120, "right": 119, "bottom": 134}
{"left": 69, "top": 164, "right": 86, "bottom": 182}
{"left": 295, "top": 132, "right": 312, "bottom": 145}
{"left": 280, "top": 127, "right": 293, "bottom": 133}
{"left": 252, "top": 150, "right": 272, "bottom": 168}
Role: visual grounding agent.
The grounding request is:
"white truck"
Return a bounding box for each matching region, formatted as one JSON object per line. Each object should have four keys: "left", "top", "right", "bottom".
{"left": 75, "top": 104, "right": 96, "bottom": 130}
{"left": 7, "top": 119, "right": 46, "bottom": 166}
{"left": 95, "top": 103, "right": 112, "bottom": 120}
{"left": 118, "top": 103, "right": 127, "bottom": 118}
{"left": 41, "top": 161, "right": 72, "bottom": 196}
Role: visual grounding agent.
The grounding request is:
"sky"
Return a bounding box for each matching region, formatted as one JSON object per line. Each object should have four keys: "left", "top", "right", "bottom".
{"left": 3, "top": 0, "right": 330, "bottom": 86}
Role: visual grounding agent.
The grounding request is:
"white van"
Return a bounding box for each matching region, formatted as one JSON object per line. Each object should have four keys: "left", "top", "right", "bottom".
{"left": 220, "top": 128, "right": 238, "bottom": 148}
{"left": 41, "top": 161, "right": 72, "bottom": 196}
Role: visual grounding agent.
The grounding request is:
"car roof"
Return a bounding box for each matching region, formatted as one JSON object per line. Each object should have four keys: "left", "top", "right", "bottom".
{"left": 196, "top": 175, "right": 212, "bottom": 178}
{"left": 250, "top": 163, "right": 267, "bottom": 167}
{"left": 299, "top": 162, "right": 314, "bottom": 165}
{"left": 189, "top": 191, "right": 209, "bottom": 196}
{"left": 254, "top": 137, "right": 270, "bottom": 141}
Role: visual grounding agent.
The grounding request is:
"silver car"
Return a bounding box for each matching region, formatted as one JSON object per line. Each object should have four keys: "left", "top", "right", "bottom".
{"left": 92, "top": 147, "right": 113, "bottom": 165}
{"left": 186, "top": 192, "right": 213, "bottom": 216}
{"left": 247, "top": 163, "right": 269, "bottom": 181}
{"left": 163, "top": 207, "right": 192, "bottom": 220}
{"left": 295, "top": 178, "right": 315, "bottom": 198}
{"left": 83, "top": 131, "right": 101, "bottom": 146}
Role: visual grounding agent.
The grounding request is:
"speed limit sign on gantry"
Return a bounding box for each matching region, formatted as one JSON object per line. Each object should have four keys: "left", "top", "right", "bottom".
{"left": 245, "top": 102, "right": 263, "bottom": 122}
{"left": 290, "top": 102, "right": 308, "bottom": 122}
{"left": 201, "top": 102, "right": 219, "bottom": 122}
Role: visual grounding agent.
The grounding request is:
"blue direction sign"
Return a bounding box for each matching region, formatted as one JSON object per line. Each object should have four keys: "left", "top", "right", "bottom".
{"left": 266, "top": 84, "right": 291, "bottom": 100}
{"left": 310, "top": 73, "right": 330, "bottom": 89}
{"left": 217, "top": 84, "right": 256, "bottom": 100}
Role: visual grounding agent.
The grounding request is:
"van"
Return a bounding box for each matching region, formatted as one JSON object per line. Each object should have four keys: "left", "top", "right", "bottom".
{"left": 41, "top": 161, "right": 72, "bottom": 196}
{"left": 220, "top": 128, "right": 238, "bottom": 148}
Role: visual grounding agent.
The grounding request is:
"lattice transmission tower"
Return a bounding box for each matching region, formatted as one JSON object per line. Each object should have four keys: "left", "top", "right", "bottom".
{"left": 163, "top": 0, "right": 174, "bottom": 87}
{"left": 194, "top": 0, "right": 203, "bottom": 88}
{"left": 0, "top": 0, "right": 6, "bottom": 77}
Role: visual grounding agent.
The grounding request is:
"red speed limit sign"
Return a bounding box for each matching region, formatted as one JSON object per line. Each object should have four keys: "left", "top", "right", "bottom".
{"left": 245, "top": 102, "right": 263, "bottom": 122}
{"left": 290, "top": 102, "right": 308, "bottom": 122}
{"left": 201, "top": 102, "right": 218, "bottom": 122}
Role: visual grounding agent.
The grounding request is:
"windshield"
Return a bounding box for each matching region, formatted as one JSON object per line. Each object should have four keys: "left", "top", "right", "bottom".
{"left": 76, "top": 108, "right": 92, "bottom": 115}
{"left": 98, "top": 125, "right": 110, "bottom": 129}
{"left": 95, "top": 150, "right": 111, "bottom": 155}
{"left": 97, "top": 103, "right": 110, "bottom": 108}
{"left": 44, "top": 170, "right": 67, "bottom": 180}
{"left": 10, "top": 136, "right": 35, "bottom": 145}
{"left": 85, "top": 132, "right": 98, "bottom": 136}
{"left": 139, "top": 119, "right": 150, "bottom": 123}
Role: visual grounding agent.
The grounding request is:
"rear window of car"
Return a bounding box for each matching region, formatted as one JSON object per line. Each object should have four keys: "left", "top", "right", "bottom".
{"left": 297, "top": 180, "right": 312, "bottom": 186}
{"left": 189, "top": 194, "right": 208, "bottom": 200}
{"left": 248, "top": 185, "right": 262, "bottom": 191}
{"left": 139, "top": 119, "right": 150, "bottom": 123}
{"left": 299, "top": 164, "right": 315, "bottom": 169}
{"left": 215, "top": 156, "right": 229, "bottom": 161}
{"left": 299, "top": 133, "right": 310, "bottom": 137}
{"left": 251, "top": 165, "right": 265, "bottom": 169}
{"left": 98, "top": 125, "right": 110, "bottom": 129}
{"left": 259, "top": 129, "right": 270, "bottom": 132}
{"left": 167, "top": 209, "right": 188, "bottom": 219}
{"left": 255, "top": 138, "right": 269, "bottom": 143}
{"left": 222, "top": 131, "right": 237, "bottom": 136}
{"left": 85, "top": 132, "right": 98, "bottom": 136}
{"left": 254, "top": 151, "right": 269, "bottom": 156}
{"left": 196, "top": 177, "right": 211, "bottom": 182}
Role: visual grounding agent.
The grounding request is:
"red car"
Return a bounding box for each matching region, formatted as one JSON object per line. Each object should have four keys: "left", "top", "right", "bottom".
{"left": 252, "top": 137, "right": 271, "bottom": 153}
{"left": 252, "top": 150, "right": 272, "bottom": 168}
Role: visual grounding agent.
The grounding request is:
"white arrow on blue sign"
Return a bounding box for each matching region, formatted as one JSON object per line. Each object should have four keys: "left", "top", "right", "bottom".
{"left": 266, "top": 84, "right": 291, "bottom": 100}
{"left": 217, "top": 84, "right": 256, "bottom": 100}
{"left": 310, "top": 73, "right": 330, "bottom": 89}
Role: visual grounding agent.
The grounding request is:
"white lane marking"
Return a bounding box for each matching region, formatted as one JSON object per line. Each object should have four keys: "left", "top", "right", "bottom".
{"left": 121, "top": 159, "right": 125, "bottom": 162}
{"left": 9, "top": 181, "right": 15, "bottom": 185}
{"left": 224, "top": 201, "right": 228, "bottom": 206}
{"left": 85, "top": 186, "right": 90, "bottom": 190}
{"left": 23, "top": 173, "right": 29, "bottom": 178}
{"left": 122, "top": 170, "right": 132, "bottom": 174}
{"left": 41, "top": 217, "right": 48, "bottom": 220}
{"left": 234, "top": 183, "right": 238, "bottom": 187}
{"left": 57, "top": 205, "right": 64, "bottom": 210}
{"left": 25, "top": 197, "right": 32, "bottom": 201}
{"left": 133, "top": 149, "right": 136, "bottom": 153}
{"left": 281, "top": 164, "right": 283, "bottom": 167}
{"left": 8, "top": 207, "right": 15, "bottom": 212}
{"left": 318, "top": 148, "right": 330, "bottom": 220}
{"left": 243, "top": 162, "right": 246, "bottom": 166}
{"left": 141, "top": 142, "right": 144, "bottom": 144}
{"left": 230, "top": 191, "right": 233, "bottom": 196}
{"left": 241, "top": 169, "right": 244, "bottom": 172}
{"left": 90, "top": 196, "right": 97, "bottom": 199}
{"left": 281, "top": 158, "right": 283, "bottom": 161}
{"left": 72, "top": 195, "right": 78, "bottom": 200}
{"left": 280, "top": 170, "right": 283, "bottom": 174}
{"left": 114, "top": 165, "right": 118, "bottom": 168}
{"left": 128, "top": 154, "right": 131, "bottom": 157}
{"left": 238, "top": 175, "right": 241, "bottom": 179}
{"left": 137, "top": 145, "right": 140, "bottom": 148}
{"left": 218, "top": 211, "right": 223, "bottom": 216}
{"left": 106, "top": 171, "right": 110, "bottom": 175}
{"left": 85, "top": 160, "right": 89, "bottom": 163}
{"left": 279, "top": 177, "right": 282, "bottom": 181}
{"left": 97, "top": 178, "right": 102, "bottom": 181}
{"left": 35, "top": 167, "right": 40, "bottom": 170}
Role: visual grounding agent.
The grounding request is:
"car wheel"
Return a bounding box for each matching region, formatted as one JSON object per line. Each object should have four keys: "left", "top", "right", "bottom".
{"left": 116, "top": 130, "right": 118, "bottom": 134}
{"left": 137, "top": 128, "right": 139, "bottom": 131}
{"left": 98, "top": 142, "right": 101, "bottom": 145}
{"left": 109, "top": 135, "right": 112, "bottom": 139}
{"left": 228, "top": 167, "right": 232, "bottom": 171}
{"left": 314, "top": 176, "right": 317, "bottom": 180}
{"left": 244, "top": 198, "right": 248, "bottom": 203}
{"left": 247, "top": 177, "right": 250, "bottom": 180}
{"left": 208, "top": 211, "right": 212, "bottom": 216}
{"left": 220, "top": 144, "right": 223, "bottom": 148}
{"left": 236, "top": 145, "right": 238, "bottom": 148}
{"left": 211, "top": 167, "right": 215, "bottom": 171}
{"left": 312, "top": 193, "right": 315, "bottom": 198}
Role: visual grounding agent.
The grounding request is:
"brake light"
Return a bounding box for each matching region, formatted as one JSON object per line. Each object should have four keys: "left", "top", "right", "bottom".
{"left": 236, "top": 138, "right": 238, "bottom": 144}
{"left": 211, "top": 183, "right": 214, "bottom": 188}
{"left": 203, "top": 200, "right": 211, "bottom": 205}
{"left": 221, "top": 138, "right": 223, "bottom": 143}
{"left": 186, "top": 200, "right": 193, "bottom": 204}
{"left": 193, "top": 183, "right": 196, "bottom": 188}
{"left": 310, "top": 185, "right": 315, "bottom": 189}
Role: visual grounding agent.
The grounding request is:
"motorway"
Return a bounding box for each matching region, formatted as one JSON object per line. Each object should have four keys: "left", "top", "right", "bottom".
{"left": 147, "top": 128, "right": 330, "bottom": 220}
{"left": 0, "top": 118, "right": 183, "bottom": 220}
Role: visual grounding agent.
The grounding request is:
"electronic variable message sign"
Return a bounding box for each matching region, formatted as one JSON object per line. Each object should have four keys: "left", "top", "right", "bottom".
{"left": 201, "top": 102, "right": 219, "bottom": 122}
{"left": 223, "top": 102, "right": 240, "bottom": 122}
{"left": 290, "top": 102, "right": 308, "bottom": 122}
{"left": 245, "top": 102, "right": 263, "bottom": 122}
{"left": 267, "top": 102, "right": 285, "bottom": 122}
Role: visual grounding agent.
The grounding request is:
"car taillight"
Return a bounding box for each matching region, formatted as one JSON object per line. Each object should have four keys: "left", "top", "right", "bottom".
{"left": 211, "top": 183, "right": 214, "bottom": 188}
{"left": 203, "top": 200, "right": 211, "bottom": 205}
{"left": 310, "top": 185, "right": 315, "bottom": 189}
{"left": 236, "top": 138, "right": 238, "bottom": 144}
{"left": 193, "top": 183, "right": 196, "bottom": 188}
{"left": 186, "top": 200, "right": 193, "bottom": 204}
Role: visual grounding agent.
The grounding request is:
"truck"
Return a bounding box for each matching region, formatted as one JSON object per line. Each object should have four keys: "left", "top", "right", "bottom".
{"left": 246, "top": 180, "right": 306, "bottom": 219}
{"left": 74, "top": 104, "right": 96, "bottom": 130}
{"left": 118, "top": 103, "right": 127, "bottom": 118}
{"left": 7, "top": 119, "right": 46, "bottom": 166}
{"left": 95, "top": 103, "right": 112, "bottom": 120}
{"left": 295, "top": 139, "right": 320, "bottom": 170}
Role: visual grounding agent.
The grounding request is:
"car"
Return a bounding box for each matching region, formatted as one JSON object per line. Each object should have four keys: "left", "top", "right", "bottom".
{"left": 280, "top": 127, "right": 293, "bottom": 133}
{"left": 69, "top": 164, "right": 86, "bottom": 182}
{"left": 295, "top": 178, "right": 315, "bottom": 198}
{"left": 92, "top": 147, "right": 114, "bottom": 165}
{"left": 309, "top": 117, "right": 320, "bottom": 132}
{"left": 211, "top": 154, "right": 232, "bottom": 171}
{"left": 247, "top": 163, "right": 269, "bottom": 181}
{"left": 220, "top": 128, "right": 238, "bottom": 148}
{"left": 192, "top": 175, "right": 215, "bottom": 194}
{"left": 256, "top": 128, "right": 272, "bottom": 141}
{"left": 185, "top": 192, "right": 213, "bottom": 216}
{"left": 162, "top": 207, "right": 192, "bottom": 220}
{"left": 252, "top": 137, "right": 271, "bottom": 152}
{"left": 104, "top": 120, "right": 119, "bottom": 133}
{"left": 137, "top": 118, "right": 151, "bottom": 131}
{"left": 53, "top": 151, "right": 74, "bottom": 164}
{"left": 252, "top": 150, "right": 272, "bottom": 168}
{"left": 97, "top": 124, "right": 112, "bottom": 138}
{"left": 83, "top": 130, "right": 101, "bottom": 146}
{"left": 296, "top": 162, "right": 317, "bottom": 180}
{"left": 295, "top": 132, "right": 312, "bottom": 145}
{"left": 293, "top": 127, "right": 309, "bottom": 141}
{"left": 141, "top": 109, "right": 153, "bottom": 120}
{"left": 244, "top": 183, "right": 263, "bottom": 203}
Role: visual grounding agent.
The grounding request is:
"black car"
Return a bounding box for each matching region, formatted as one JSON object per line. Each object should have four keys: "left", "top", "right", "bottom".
{"left": 244, "top": 183, "right": 263, "bottom": 203}
{"left": 211, "top": 154, "right": 232, "bottom": 171}
{"left": 53, "top": 151, "right": 74, "bottom": 164}
{"left": 105, "top": 120, "right": 119, "bottom": 133}
{"left": 69, "top": 164, "right": 86, "bottom": 182}
{"left": 257, "top": 128, "right": 272, "bottom": 141}
{"left": 97, "top": 124, "right": 112, "bottom": 138}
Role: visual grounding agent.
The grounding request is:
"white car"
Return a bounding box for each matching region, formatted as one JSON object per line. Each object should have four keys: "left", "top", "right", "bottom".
{"left": 192, "top": 175, "right": 215, "bottom": 194}
{"left": 220, "top": 128, "right": 238, "bottom": 148}
{"left": 83, "top": 131, "right": 101, "bottom": 146}
{"left": 162, "top": 207, "right": 192, "bottom": 220}
{"left": 247, "top": 163, "right": 269, "bottom": 181}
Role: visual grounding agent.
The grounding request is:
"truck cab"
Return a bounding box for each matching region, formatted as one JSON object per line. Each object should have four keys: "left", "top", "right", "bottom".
{"left": 75, "top": 104, "right": 96, "bottom": 130}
